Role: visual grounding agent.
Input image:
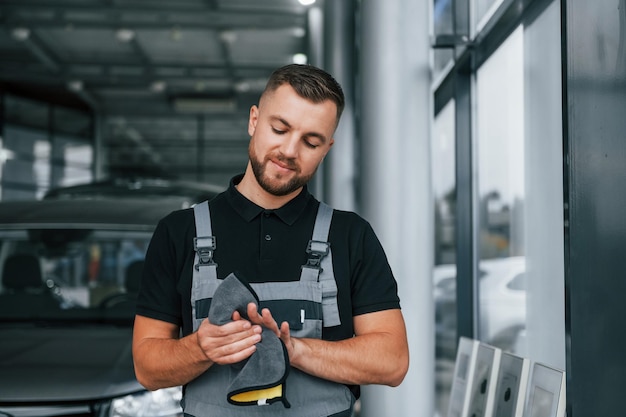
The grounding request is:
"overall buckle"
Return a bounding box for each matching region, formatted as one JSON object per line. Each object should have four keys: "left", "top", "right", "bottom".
{"left": 194, "top": 235, "right": 216, "bottom": 270}
{"left": 303, "top": 240, "right": 330, "bottom": 270}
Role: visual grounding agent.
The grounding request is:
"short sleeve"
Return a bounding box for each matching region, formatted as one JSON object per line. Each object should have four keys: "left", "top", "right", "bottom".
{"left": 350, "top": 220, "right": 401, "bottom": 316}
{"left": 135, "top": 215, "right": 184, "bottom": 326}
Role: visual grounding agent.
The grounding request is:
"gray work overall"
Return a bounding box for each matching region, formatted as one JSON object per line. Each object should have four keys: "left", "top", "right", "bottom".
{"left": 183, "top": 200, "right": 354, "bottom": 417}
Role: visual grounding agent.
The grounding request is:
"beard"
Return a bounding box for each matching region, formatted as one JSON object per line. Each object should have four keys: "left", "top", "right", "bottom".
{"left": 249, "top": 144, "right": 314, "bottom": 197}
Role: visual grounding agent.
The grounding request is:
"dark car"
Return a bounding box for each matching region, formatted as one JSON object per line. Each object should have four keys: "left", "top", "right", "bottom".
{"left": 0, "top": 198, "right": 187, "bottom": 417}
{"left": 44, "top": 177, "right": 224, "bottom": 208}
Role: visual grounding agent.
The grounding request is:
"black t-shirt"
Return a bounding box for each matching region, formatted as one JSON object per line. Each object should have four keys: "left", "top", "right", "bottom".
{"left": 136, "top": 176, "right": 401, "bottom": 341}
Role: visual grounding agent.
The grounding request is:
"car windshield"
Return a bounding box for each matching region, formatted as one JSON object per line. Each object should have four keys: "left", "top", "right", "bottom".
{"left": 0, "top": 226, "right": 152, "bottom": 324}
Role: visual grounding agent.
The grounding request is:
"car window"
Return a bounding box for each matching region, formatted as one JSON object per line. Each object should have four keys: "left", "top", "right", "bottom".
{"left": 506, "top": 272, "right": 526, "bottom": 290}
{"left": 0, "top": 227, "right": 152, "bottom": 323}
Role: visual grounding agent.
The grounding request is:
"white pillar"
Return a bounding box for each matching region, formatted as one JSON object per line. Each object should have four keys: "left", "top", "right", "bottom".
{"left": 307, "top": 6, "right": 325, "bottom": 198}
{"left": 323, "top": 0, "right": 357, "bottom": 211}
{"left": 359, "top": 0, "right": 434, "bottom": 416}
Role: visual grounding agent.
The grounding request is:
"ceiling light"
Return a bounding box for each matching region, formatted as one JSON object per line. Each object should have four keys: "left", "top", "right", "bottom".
{"left": 150, "top": 81, "right": 166, "bottom": 93}
{"left": 235, "top": 78, "right": 269, "bottom": 93}
{"left": 234, "top": 81, "right": 251, "bottom": 93}
{"left": 67, "top": 80, "right": 84, "bottom": 92}
{"left": 298, "top": 0, "right": 316, "bottom": 5}
{"left": 115, "top": 28, "right": 135, "bottom": 43}
{"left": 292, "top": 27, "right": 306, "bottom": 38}
{"left": 11, "top": 27, "right": 31, "bottom": 41}
{"left": 292, "top": 53, "right": 308, "bottom": 64}
{"left": 219, "top": 30, "right": 237, "bottom": 44}
{"left": 171, "top": 27, "right": 182, "bottom": 41}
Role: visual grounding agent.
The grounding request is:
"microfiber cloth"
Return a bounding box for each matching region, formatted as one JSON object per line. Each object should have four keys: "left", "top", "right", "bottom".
{"left": 209, "top": 273, "right": 291, "bottom": 408}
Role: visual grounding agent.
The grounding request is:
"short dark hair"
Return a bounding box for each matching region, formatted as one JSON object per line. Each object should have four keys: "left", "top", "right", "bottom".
{"left": 262, "top": 64, "right": 345, "bottom": 125}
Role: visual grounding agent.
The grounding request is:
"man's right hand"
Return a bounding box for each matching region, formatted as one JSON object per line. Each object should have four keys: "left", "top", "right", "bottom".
{"left": 195, "top": 316, "right": 263, "bottom": 365}
{"left": 132, "top": 315, "right": 262, "bottom": 390}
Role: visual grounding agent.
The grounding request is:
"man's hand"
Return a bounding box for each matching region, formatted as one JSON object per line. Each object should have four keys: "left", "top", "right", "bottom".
{"left": 196, "top": 315, "right": 263, "bottom": 365}
{"left": 133, "top": 314, "right": 266, "bottom": 391}
{"left": 233, "top": 303, "right": 295, "bottom": 357}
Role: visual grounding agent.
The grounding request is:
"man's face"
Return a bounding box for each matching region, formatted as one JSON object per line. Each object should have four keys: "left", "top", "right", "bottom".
{"left": 247, "top": 84, "right": 337, "bottom": 196}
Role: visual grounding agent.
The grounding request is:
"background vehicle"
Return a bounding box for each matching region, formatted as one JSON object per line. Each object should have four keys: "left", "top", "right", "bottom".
{"left": 0, "top": 198, "right": 186, "bottom": 417}
{"left": 44, "top": 177, "right": 224, "bottom": 208}
{"left": 434, "top": 256, "right": 527, "bottom": 359}
{"left": 433, "top": 257, "right": 526, "bottom": 417}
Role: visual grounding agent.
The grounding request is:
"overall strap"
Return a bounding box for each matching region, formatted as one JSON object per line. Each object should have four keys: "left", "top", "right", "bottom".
{"left": 193, "top": 200, "right": 217, "bottom": 276}
{"left": 300, "top": 202, "right": 341, "bottom": 327}
{"left": 192, "top": 200, "right": 218, "bottom": 331}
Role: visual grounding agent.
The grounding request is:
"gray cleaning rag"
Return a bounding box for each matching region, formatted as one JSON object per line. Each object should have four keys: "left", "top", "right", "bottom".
{"left": 208, "top": 273, "right": 291, "bottom": 408}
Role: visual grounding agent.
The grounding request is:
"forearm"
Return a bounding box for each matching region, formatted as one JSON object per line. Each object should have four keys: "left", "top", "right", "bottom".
{"left": 292, "top": 336, "right": 404, "bottom": 386}
{"left": 133, "top": 332, "right": 213, "bottom": 391}
{"left": 290, "top": 326, "right": 409, "bottom": 387}
{"left": 133, "top": 314, "right": 264, "bottom": 390}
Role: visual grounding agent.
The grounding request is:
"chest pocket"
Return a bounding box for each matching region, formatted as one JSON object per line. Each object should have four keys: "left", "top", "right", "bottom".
{"left": 190, "top": 200, "right": 341, "bottom": 338}
{"left": 256, "top": 281, "right": 324, "bottom": 338}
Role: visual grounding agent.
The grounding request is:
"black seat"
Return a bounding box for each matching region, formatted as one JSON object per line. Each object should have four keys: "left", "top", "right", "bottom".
{"left": 124, "top": 259, "right": 143, "bottom": 295}
{"left": 0, "top": 254, "right": 60, "bottom": 317}
{"left": 100, "top": 260, "right": 143, "bottom": 317}
{"left": 3, "top": 254, "right": 45, "bottom": 291}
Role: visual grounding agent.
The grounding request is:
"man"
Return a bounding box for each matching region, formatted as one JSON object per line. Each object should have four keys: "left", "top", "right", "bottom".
{"left": 132, "top": 64, "right": 409, "bottom": 417}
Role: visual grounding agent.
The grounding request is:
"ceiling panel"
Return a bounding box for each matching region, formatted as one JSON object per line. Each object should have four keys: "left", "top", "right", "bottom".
{"left": 230, "top": 28, "right": 306, "bottom": 65}
{"left": 137, "top": 29, "right": 225, "bottom": 64}
{"left": 39, "top": 28, "right": 136, "bottom": 60}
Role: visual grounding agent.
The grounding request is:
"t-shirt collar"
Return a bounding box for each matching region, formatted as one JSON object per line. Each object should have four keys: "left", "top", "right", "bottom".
{"left": 226, "top": 174, "right": 313, "bottom": 225}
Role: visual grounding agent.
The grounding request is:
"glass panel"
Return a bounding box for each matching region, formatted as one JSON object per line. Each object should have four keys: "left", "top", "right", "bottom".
{"left": 1, "top": 127, "right": 94, "bottom": 199}
{"left": 103, "top": 116, "right": 195, "bottom": 178}
{"left": 433, "top": 49, "right": 455, "bottom": 84}
{"left": 475, "top": 26, "right": 526, "bottom": 353}
{"left": 432, "top": 0, "right": 455, "bottom": 81}
{"left": 2, "top": 96, "right": 94, "bottom": 199}
{"left": 4, "top": 95, "right": 49, "bottom": 130}
{"left": 434, "top": 0, "right": 454, "bottom": 36}
{"left": 433, "top": 100, "right": 457, "bottom": 267}
{"left": 432, "top": 99, "right": 457, "bottom": 417}
{"left": 53, "top": 107, "right": 92, "bottom": 138}
{"left": 474, "top": 0, "right": 503, "bottom": 32}
{"left": 1, "top": 125, "right": 48, "bottom": 200}
{"left": 50, "top": 134, "right": 94, "bottom": 188}
{"left": 33, "top": 140, "right": 51, "bottom": 198}
{"left": 522, "top": 0, "right": 565, "bottom": 369}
